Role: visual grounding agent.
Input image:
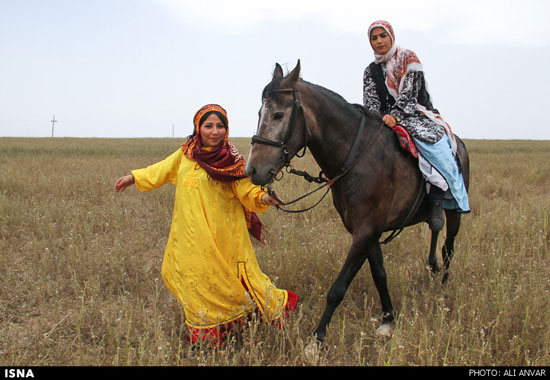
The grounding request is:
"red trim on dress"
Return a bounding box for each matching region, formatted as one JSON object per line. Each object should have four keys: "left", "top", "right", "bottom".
{"left": 187, "top": 290, "right": 298, "bottom": 348}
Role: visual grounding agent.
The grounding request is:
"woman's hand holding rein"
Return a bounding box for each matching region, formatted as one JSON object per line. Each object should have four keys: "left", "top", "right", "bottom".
{"left": 262, "top": 192, "right": 281, "bottom": 207}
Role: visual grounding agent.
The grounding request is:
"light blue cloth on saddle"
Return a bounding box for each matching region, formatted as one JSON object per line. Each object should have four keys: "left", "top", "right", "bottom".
{"left": 413, "top": 134, "right": 470, "bottom": 213}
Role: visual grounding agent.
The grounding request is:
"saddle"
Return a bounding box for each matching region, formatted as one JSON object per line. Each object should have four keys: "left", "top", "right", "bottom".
{"left": 392, "top": 125, "right": 418, "bottom": 158}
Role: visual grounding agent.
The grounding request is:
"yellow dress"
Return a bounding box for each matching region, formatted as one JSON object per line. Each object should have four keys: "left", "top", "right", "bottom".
{"left": 132, "top": 149, "right": 288, "bottom": 329}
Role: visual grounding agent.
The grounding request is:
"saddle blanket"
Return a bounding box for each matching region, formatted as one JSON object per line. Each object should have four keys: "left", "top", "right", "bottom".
{"left": 393, "top": 125, "right": 418, "bottom": 158}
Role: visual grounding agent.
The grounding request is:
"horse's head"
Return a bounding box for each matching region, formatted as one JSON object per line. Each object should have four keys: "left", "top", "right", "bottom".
{"left": 245, "top": 60, "right": 309, "bottom": 186}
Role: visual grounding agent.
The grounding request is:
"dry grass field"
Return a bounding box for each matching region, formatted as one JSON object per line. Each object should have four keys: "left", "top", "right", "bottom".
{"left": 0, "top": 137, "right": 549, "bottom": 366}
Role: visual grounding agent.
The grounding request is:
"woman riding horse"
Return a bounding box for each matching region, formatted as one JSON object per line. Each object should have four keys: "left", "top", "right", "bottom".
{"left": 363, "top": 20, "right": 470, "bottom": 230}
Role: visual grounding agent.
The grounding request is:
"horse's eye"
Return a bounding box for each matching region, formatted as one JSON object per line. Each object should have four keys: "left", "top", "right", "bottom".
{"left": 273, "top": 112, "right": 284, "bottom": 120}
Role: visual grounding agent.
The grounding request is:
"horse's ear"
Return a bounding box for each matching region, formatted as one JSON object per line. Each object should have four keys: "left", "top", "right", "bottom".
{"left": 273, "top": 63, "right": 284, "bottom": 79}
{"left": 281, "top": 60, "right": 301, "bottom": 87}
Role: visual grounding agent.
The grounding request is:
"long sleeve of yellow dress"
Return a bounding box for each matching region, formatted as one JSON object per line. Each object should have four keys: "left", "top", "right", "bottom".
{"left": 131, "top": 149, "right": 288, "bottom": 329}
{"left": 131, "top": 149, "right": 180, "bottom": 191}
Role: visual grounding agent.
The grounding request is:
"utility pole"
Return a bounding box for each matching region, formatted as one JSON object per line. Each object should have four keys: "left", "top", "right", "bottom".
{"left": 50, "top": 115, "right": 57, "bottom": 137}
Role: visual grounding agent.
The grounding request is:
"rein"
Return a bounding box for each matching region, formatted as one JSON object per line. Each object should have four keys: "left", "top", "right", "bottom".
{"left": 251, "top": 86, "right": 384, "bottom": 213}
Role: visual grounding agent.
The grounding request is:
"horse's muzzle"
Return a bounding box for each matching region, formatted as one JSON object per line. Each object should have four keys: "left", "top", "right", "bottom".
{"left": 245, "top": 165, "right": 271, "bottom": 186}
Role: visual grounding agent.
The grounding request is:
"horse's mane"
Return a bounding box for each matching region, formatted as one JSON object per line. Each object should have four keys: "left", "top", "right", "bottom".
{"left": 303, "top": 80, "right": 381, "bottom": 123}
{"left": 303, "top": 81, "right": 349, "bottom": 107}
{"left": 262, "top": 76, "right": 348, "bottom": 103}
{"left": 262, "top": 75, "right": 380, "bottom": 124}
{"left": 261, "top": 78, "right": 279, "bottom": 100}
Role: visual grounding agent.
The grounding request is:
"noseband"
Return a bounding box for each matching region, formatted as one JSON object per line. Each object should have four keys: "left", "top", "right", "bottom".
{"left": 251, "top": 87, "right": 310, "bottom": 167}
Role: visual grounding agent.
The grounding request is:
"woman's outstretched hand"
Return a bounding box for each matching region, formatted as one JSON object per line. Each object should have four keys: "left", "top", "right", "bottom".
{"left": 115, "top": 174, "right": 135, "bottom": 192}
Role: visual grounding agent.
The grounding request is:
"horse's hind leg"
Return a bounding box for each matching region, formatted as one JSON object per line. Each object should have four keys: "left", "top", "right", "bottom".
{"left": 428, "top": 230, "right": 440, "bottom": 273}
{"left": 441, "top": 210, "right": 462, "bottom": 284}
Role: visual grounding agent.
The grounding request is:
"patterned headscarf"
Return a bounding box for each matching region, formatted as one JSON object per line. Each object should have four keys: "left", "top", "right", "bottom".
{"left": 182, "top": 104, "right": 247, "bottom": 182}
{"left": 368, "top": 20, "right": 422, "bottom": 98}
{"left": 181, "top": 104, "right": 265, "bottom": 242}
{"left": 191, "top": 104, "right": 230, "bottom": 144}
{"left": 368, "top": 20, "right": 456, "bottom": 152}
{"left": 368, "top": 20, "right": 397, "bottom": 64}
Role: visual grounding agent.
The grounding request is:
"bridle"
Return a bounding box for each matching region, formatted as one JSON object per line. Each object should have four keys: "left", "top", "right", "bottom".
{"left": 251, "top": 86, "right": 332, "bottom": 213}
{"left": 250, "top": 85, "right": 384, "bottom": 213}
{"left": 251, "top": 87, "right": 310, "bottom": 168}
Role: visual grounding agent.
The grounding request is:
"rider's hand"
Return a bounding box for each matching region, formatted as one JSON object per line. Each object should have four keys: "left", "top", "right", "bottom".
{"left": 382, "top": 114, "right": 397, "bottom": 128}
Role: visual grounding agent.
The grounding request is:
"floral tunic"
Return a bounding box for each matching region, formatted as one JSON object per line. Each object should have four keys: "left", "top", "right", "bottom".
{"left": 363, "top": 64, "right": 445, "bottom": 144}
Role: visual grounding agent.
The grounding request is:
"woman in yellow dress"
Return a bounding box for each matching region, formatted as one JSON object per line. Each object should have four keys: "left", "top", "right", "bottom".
{"left": 115, "top": 104, "right": 297, "bottom": 347}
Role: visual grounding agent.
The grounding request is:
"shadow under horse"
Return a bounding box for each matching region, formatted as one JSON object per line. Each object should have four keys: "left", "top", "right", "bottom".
{"left": 245, "top": 61, "right": 470, "bottom": 342}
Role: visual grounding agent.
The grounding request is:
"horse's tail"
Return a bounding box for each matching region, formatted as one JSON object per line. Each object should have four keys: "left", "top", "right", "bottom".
{"left": 454, "top": 135, "right": 470, "bottom": 192}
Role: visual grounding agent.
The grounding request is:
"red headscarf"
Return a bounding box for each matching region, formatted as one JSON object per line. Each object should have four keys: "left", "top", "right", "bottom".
{"left": 181, "top": 104, "right": 265, "bottom": 242}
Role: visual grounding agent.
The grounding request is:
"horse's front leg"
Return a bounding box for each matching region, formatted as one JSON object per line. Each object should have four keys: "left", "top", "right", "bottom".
{"left": 365, "top": 240, "right": 394, "bottom": 336}
{"left": 314, "top": 237, "right": 393, "bottom": 342}
{"left": 313, "top": 236, "right": 368, "bottom": 342}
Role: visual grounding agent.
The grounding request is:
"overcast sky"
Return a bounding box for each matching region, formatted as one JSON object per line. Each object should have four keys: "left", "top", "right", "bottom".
{"left": 1, "top": 0, "right": 549, "bottom": 140}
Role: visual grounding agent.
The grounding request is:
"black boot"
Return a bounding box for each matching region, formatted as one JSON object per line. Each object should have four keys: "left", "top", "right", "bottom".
{"left": 429, "top": 199, "right": 445, "bottom": 231}
{"left": 428, "top": 187, "right": 447, "bottom": 231}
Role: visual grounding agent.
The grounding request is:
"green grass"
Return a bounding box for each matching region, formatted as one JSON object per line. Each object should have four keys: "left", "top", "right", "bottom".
{"left": 0, "top": 137, "right": 549, "bottom": 366}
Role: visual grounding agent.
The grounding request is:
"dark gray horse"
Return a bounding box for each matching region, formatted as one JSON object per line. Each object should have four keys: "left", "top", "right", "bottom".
{"left": 245, "top": 61, "right": 470, "bottom": 341}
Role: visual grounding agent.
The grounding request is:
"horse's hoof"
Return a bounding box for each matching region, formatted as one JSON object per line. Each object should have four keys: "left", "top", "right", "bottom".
{"left": 375, "top": 323, "right": 392, "bottom": 338}
{"left": 429, "top": 263, "right": 440, "bottom": 273}
{"left": 304, "top": 338, "right": 321, "bottom": 364}
{"left": 313, "top": 330, "right": 326, "bottom": 343}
